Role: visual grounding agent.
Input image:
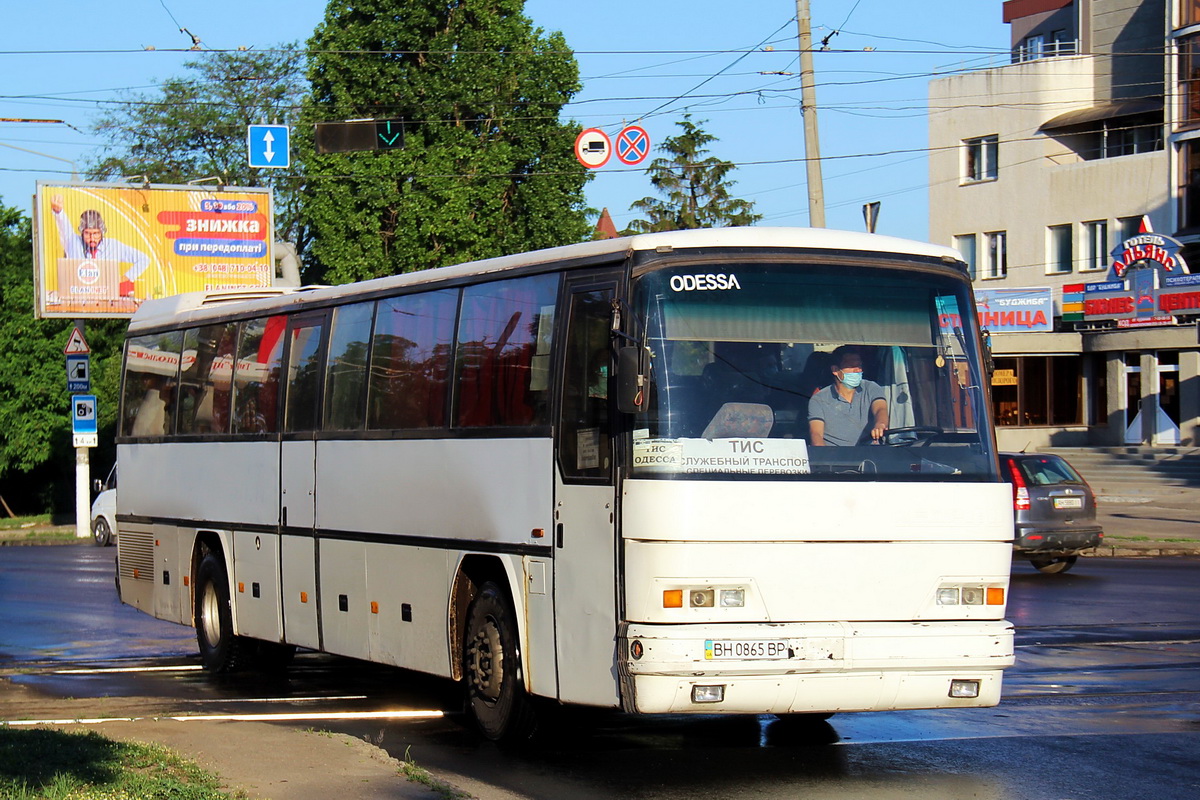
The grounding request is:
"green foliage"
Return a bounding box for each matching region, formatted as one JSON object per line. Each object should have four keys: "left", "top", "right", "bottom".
{"left": 626, "top": 115, "right": 762, "bottom": 233}
{"left": 0, "top": 727, "right": 244, "bottom": 799}
{"left": 0, "top": 201, "right": 124, "bottom": 512}
{"left": 301, "top": 0, "right": 592, "bottom": 283}
{"left": 88, "top": 46, "right": 310, "bottom": 264}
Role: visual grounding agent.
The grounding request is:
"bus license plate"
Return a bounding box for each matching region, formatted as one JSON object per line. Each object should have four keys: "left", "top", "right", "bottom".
{"left": 1054, "top": 497, "right": 1083, "bottom": 509}
{"left": 705, "top": 640, "right": 790, "bottom": 660}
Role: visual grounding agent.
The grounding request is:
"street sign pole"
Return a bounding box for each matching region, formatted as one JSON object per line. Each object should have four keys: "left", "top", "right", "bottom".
{"left": 65, "top": 327, "right": 94, "bottom": 539}
{"left": 76, "top": 446, "right": 90, "bottom": 539}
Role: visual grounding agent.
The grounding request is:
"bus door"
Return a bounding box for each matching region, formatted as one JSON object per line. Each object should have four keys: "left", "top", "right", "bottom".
{"left": 553, "top": 272, "right": 621, "bottom": 706}
{"left": 279, "top": 312, "right": 327, "bottom": 650}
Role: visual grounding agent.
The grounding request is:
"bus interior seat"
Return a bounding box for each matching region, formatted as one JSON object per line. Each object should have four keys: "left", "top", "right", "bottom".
{"left": 701, "top": 402, "right": 775, "bottom": 440}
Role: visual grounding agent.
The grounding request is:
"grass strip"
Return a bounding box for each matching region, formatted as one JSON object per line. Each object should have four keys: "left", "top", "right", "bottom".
{"left": 0, "top": 727, "right": 245, "bottom": 799}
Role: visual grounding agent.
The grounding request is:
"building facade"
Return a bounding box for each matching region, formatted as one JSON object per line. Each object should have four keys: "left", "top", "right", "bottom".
{"left": 930, "top": 0, "right": 1200, "bottom": 450}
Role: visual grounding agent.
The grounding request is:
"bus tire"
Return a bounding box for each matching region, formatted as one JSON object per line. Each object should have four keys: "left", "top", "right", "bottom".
{"left": 194, "top": 551, "right": 249, "bottom": 672}
{"left": 463, "top": 581, "right": 537, "bottom": 742}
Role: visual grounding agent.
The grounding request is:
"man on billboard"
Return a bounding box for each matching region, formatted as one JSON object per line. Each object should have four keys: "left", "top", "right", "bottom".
{"left": 50, "top": 194, "right": 151, "bottom": 298}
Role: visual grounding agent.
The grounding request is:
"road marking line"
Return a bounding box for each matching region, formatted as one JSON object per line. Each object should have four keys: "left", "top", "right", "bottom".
{"left": 1, "top": 709, "right": 444, "bottom": 726}
{"left": 54, "top": 665, "right": 204, "bottom": 674}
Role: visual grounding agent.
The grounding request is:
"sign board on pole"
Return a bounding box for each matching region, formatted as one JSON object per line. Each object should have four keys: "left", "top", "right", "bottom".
{"left": 67, "top": 354, "right": 90, "bottom": 392}
{"left": 615, "top": 125, "right": 651, "bottom": 166}
{"left": 64, "top": 326, "right": 90, "bottom": 355}
{"left": 33, "top": 182, "right": 275, "bottom": 319}
{"left": 247, "top": 124, "right": 291, "bottom": 169}
{"left": 574, "top": 128, "right": 612, "bottom": 169}
{"left": 72, "top": 394, "right": 97, "bottom": 432}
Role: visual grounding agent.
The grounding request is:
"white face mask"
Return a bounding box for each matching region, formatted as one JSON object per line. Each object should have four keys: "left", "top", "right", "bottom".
{"left": 840, "top": 370, "right": 863, "bottom": 389}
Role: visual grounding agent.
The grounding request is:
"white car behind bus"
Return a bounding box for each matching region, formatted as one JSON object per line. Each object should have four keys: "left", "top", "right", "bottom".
{"left": 91, "top": 465, "right": 117, "bottom": 547}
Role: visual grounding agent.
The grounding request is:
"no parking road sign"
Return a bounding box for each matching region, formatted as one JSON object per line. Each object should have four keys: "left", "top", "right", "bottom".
{"left": 615, "top": 125, "right": 651, "bottom": 165}
{"left": 574, "top": 128, "right": 611, "bottom": 169}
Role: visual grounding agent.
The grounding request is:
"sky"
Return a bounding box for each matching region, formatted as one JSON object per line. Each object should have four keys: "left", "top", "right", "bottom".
{"left": 0, "top": 0, "right": 1011, "bottom": 243}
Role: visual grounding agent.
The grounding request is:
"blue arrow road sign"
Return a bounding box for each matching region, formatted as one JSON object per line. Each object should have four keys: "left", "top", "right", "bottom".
{"left": 72, "top": 395, "right": 97, "bottom": 434}
{"left": 248, "top": 124, "right": 290, "bottom": 168}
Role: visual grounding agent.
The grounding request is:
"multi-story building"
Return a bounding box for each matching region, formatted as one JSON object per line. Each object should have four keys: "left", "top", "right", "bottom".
{"left": 930, "top": 0, "right": 1200, "bottom": 450}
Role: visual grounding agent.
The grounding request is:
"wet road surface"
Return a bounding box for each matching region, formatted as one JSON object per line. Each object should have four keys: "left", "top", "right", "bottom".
{"left": 1, "top": 548, "right": 1197, "bottom": 799}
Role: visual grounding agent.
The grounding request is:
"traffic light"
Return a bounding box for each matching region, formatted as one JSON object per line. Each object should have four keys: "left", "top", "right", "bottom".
{"left": 375, "top": 119, "right": 403, "bottom": 150}
{"left": 314, "top": 119, "right": 405, "bottom": 154}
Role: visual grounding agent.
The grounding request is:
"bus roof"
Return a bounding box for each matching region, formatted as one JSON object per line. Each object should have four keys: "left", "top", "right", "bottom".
{"left": 127, "top": 226, "right": 963, "bottom": 332}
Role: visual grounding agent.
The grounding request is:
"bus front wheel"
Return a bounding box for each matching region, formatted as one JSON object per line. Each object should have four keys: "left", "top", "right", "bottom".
{"left": 194, "top": 551, "right": 249, "bottom": 672}
{"left": 463, "top": 581, "right": 537, "bottom": 742}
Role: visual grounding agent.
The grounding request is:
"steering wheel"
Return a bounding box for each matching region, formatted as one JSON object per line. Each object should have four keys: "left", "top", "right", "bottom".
{"left": 875, "top": 425, "right": 945, "bottom": 446}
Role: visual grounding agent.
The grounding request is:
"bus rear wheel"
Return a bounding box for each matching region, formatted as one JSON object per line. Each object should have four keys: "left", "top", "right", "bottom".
{"left": 194, "top": 551, "right": 249, "bottom": 672}
{"left": 463, "top": 581, "right": 537, "bottom": 742}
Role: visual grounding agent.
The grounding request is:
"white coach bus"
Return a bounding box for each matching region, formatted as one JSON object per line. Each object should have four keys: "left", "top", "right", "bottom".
{"left": 115, "top": 227, "right": 1014, "bottom": 741}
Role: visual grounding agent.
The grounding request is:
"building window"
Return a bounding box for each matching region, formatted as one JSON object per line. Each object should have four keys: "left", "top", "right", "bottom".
{"left": 1180, "top": 139, "right": 1200, "bottom": 231}
{"left": 1046, "top": 112, "right": 1163, "bottom": 161}
{"left": 1048, "top": 30, "right": 1075, "bottom": 56}
{"left": 1082, "top": 220, "right": 1108, "bottom": 272}
{"left": 992, "top": 356, "right": 1084, "bottom": 427}
{"left": 1118, "top": 215, "right": 1143, "bottom": 241}
{"left": 1013, "top": 34, "right": 1044, "bottom": 63}
{"left": 953, "top": 234, "right": 977, "bottom": 281}
{"left": 985, "top": 231, "right": 1007, "bottom": 279}
{"left": 1047, "top": 224, "right": 1073, "bottom": 274}
{"left": 1183, "top": 34, "right": 1200, "bottom": 127}
{"left": 1185, "top": 1, "right": 1200, "bottom": 27}
{"left": 1104, "top": 118, "right": 1162, "bottom": 158}
{"left": 963, "top": 135, "right": 998, "bottom": 183}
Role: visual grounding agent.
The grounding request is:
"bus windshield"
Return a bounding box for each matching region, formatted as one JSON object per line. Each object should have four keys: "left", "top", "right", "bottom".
{"left": 629, "top": 259, "right": 997, "bottom": 480}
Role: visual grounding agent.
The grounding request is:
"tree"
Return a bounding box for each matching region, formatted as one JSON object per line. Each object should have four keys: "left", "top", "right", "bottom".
{"left": 626, "top": 115, "right": 761, "bottom": 233}
{"left": 301, "top": 0, "right": 591, "bottom": 284}
{"left": 89, "top": 46, "right": 310, "bottom": 266}
{"left": 0, "top": 201, "right": 125, "bottom": 514}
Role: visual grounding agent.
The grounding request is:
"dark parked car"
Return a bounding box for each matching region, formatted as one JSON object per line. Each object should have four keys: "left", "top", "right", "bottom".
{"left": 1002, "top": 452, "right": 1103, "bottom": 574}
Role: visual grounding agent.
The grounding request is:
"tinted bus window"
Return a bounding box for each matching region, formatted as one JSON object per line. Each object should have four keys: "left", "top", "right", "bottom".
{"left": 122, "top": 330, "right": 183, "bottom": 437}
{"left": 455, "top": 274, "right": 558, "bottom": 428}
{"left": 233, "top": 316, "right": 285, "bottom": 434}
{"left": 368, "top": 289, "right": 458, "bottom": 430}
{"left": 324, "top": 301, "right": 375, "bottom": 431}
{"left": 284, "top": 317, "right": 326, "bottom": 433}
{"left": 178, "top": 322, "right": 237, "bottom": 435}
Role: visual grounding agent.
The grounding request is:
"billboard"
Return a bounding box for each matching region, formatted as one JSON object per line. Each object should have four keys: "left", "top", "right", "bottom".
{"left": 974, "top": 287, "right": 1053, "bottom": 333}
{"left": 33, "top": 181, "right": 274, "bottom": 318}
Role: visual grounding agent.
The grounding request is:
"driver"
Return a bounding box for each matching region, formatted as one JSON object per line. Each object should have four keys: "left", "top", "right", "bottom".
{"left": 807, "top": 345, "right": 888, "bottom": 446}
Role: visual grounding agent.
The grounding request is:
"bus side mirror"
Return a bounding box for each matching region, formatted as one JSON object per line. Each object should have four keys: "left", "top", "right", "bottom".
{"left": 617, "top": 346, "right": 651, "bottom": 414}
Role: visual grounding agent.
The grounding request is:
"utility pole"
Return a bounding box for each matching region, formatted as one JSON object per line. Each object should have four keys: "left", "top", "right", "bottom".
{"left": 796, "top": 0, "right": 825, "bottom": 227}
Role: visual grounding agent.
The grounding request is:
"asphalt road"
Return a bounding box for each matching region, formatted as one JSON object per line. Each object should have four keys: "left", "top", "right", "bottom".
{"left": 1, "top": 547, "right": 1197, "bottom": 799}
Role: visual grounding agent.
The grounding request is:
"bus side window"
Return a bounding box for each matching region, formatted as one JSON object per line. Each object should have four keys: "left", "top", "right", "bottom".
{"left": 121, "top": 331, "right": 183, "bottom": 438}
{"left": 368, "top": 289, "right": 458, "bottom": 430}
{"left": 558, "top": 287, "right": 613, "bottom": 479}
{"left": 454, "top": 273, "right": 558, "bottom": 428}
{"left": 178, "top": 322, "right": 237, "bottom": 435}
{"left": 284, "top": 317, "right": 326, "bottom": 433}
{"left": 323, "top": 301, "right": 375, "bottom": 432}
{"left": 232, "top": 316, "right": 285, "bottom": 434}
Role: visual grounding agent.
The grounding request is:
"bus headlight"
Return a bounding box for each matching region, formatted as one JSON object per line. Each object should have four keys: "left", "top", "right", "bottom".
{"left": 936, "top": 584, "right": 1005, "bottom": 606}
{"left": 936, "top": 587, "right": 960, "bottom": 605}
{"left": 719, "top": 589, "right": 745, "bottom": 608}
{"left": 662, "top": 586, "right": 750, "bottom": 609}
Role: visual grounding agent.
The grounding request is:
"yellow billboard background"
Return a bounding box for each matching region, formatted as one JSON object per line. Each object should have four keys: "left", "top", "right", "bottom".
{"left": 34, "top": 182, "right": 274, "bottom": 318}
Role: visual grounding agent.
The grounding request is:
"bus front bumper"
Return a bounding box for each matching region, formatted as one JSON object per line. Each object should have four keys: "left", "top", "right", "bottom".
{"left": 618, "top": 620, "right": 1014, "bottom": 715}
